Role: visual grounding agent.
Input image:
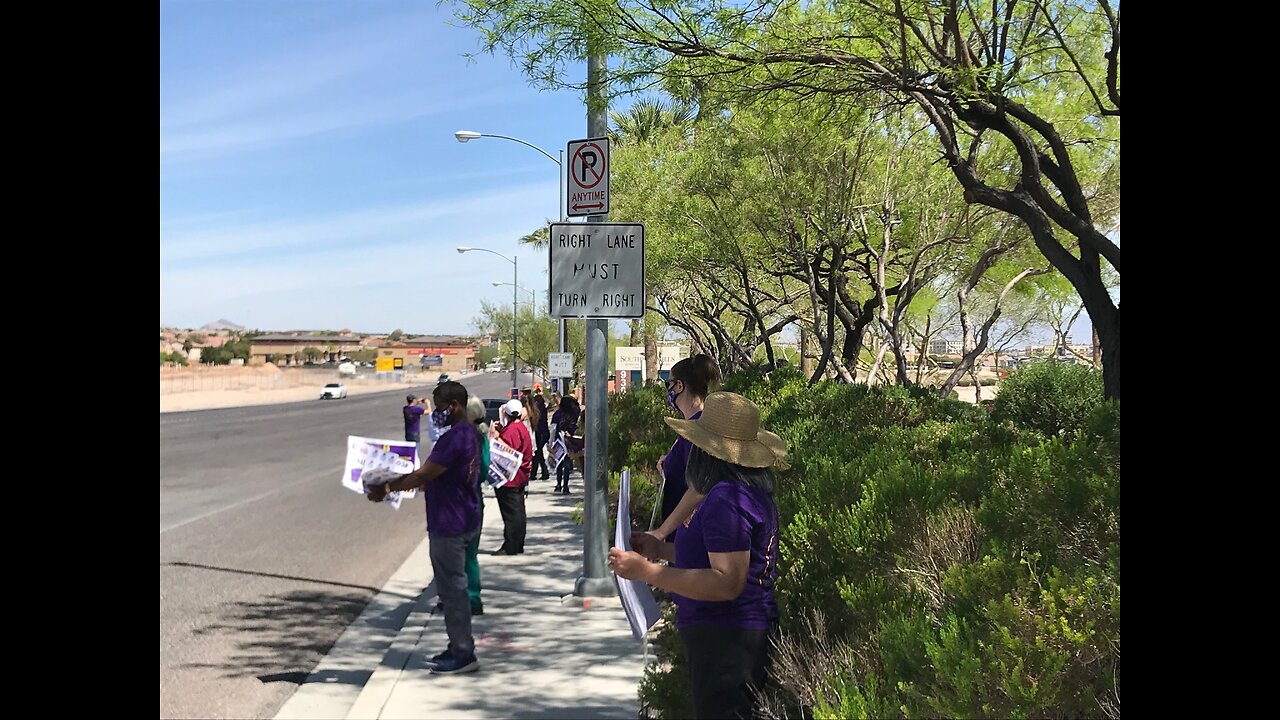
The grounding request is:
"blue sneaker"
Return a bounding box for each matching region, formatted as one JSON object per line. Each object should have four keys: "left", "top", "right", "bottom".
{"left": 431, "top": 652, "right": 479, "bottom": 674}
{"left": 425, "top": 647, "right": 453, "bottom": 668}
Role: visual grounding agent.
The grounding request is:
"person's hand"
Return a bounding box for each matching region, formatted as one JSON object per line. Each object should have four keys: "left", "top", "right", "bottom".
{"left": 366, "top": 482, "right": 389, "bottom": 503}
{"left": 657, "top": 454, "right": 666, "bottom": 475}
{"left": 631, "top": 531, "right": 663, "bottom": 561}
{"left": 608, "top": 547, "right": 653, "bottom": 582}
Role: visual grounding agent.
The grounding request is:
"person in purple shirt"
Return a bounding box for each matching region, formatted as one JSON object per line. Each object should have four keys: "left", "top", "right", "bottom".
{"left": 403, "top": 394, "right": 429, "bottom": 459}
{"left": 369, "top": 381, "right": 482, "bottom": 675}
{"left": 650, "top": 354, "right": 721, "bottom": 543}
{"left": 609, "top": 392, "right": 789, "bottom": 719}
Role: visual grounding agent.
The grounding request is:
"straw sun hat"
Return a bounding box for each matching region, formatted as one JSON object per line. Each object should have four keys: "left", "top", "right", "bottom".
{"left": 664, "top": 392, "right": 789, "bottom": 470}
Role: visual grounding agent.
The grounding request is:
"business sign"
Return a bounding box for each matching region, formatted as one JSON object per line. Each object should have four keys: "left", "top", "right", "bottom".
{"left": 615, "top": 346, "right": 644, "bottom": 372}
{"left": 549, "top": 222, "right": 645, "bottom": 319}
{"left": 393, "top": 357, "right": 404, "bottom": 369}
{"left": 420, "top": 354, "right": 443, "bottom": 368}
{"left": 376, "top": 357, "right": 395, "bottom": 372}
{"left": 548, "top": 352, "right": 574, "bottom": 378}
{"left": 566, "top": 137, "right": 609, "bottom": 217}
{"left": 659, "top": 346, "right": 688, "bottom": 371}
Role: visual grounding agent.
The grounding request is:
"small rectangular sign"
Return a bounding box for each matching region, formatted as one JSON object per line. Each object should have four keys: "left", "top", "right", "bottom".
{"left": 548, "top": 352, "right": 574, "bottom": 377}
{"left": 566, "top": 137, "right": 610, "bottom": 217}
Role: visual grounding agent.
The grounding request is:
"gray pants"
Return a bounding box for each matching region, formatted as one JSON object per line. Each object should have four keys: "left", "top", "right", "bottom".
{"left": 429, "top": 527, "right": 480, "bottom": 659}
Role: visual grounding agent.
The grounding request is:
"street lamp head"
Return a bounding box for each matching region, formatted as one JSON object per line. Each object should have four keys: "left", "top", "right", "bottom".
{"left": 456, "top": 247, "right": 472, "bottom": 254}
{"left": 454, "top": 130, "right": 482, "bottom": 143}
{"left": 492, "top": 281, "right": 505, "bottom": 287}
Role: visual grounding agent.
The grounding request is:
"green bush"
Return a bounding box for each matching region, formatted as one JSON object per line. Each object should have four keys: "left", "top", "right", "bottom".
{"left": 628, "top": 368, "right": 1120, "bottom": 719}
{"left": 608, "top": 384, "right": 677, "bottom": 480}
{"left": 992, "top": 361, "right": 1104, "bottom": 436}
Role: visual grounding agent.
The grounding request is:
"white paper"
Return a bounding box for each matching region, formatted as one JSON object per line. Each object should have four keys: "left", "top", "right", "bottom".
{"left": 486, "top": 437, "right": 524, "bottom": 489}
{"left": 341, "top": 436, "right": 419, "bottom": 510}
{"left": 547, "top": 437, "right": 567, "bottom": 470}
{"left": 615, "top": 469, "right": 662, "bottom": 642}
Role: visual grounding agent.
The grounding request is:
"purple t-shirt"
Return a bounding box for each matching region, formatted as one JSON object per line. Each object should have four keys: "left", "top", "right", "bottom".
{"left": 403, "top": 404, "right": 425, "bottom": 435}
{"left": 423, "top": 423, "right": 482, "bottom": 537}
{"left": 661, "top": 411, "right": 701, "bottom": 536}
{"left": 673, "top": 481, "right": 779, "bottom": 630}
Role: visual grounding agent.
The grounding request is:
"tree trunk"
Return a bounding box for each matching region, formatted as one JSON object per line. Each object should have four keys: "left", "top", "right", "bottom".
{"left": 644, "top": 333, "right": 659, "bottom": 385}
{"left": 799, "top": 327, "right": 812, "bottom": 376}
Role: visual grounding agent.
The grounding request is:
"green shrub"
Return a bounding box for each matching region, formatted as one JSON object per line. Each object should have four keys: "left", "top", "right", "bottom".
{"left": 992, "top": 362, "right": 1104, "bottom": 436}
{"left": 626, "top": 368, "right": 1119, "bottom": 719}
{"left": 608, "top": 384, "right": 676, "bottom": 480}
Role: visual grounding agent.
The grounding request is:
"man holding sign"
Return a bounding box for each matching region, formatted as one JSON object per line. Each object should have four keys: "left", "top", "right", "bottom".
{"left": 366, "top": 381, "right": 482, "bottom": 675}
{"left": 492, "top": 399, "right": 532, "bottom": 555}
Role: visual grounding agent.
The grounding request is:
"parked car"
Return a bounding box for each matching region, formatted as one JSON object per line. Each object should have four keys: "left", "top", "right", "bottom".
{"left": 485, "top": 365, "right": 503, "bottom": 373}
{"left": 320, "top": 383, "right": 348, "bottom": 399}
{"left": 482, "top": 398, "right": 506, "bottom": 424}
{"left": 437, "top": 373, "right": 451, "bottom": 384}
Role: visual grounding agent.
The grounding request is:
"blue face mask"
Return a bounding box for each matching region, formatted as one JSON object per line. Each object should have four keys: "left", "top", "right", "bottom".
{"left": 666, "top": 382, "right": 682, "bottom": 411}
{"left": 426, "top": 407, "right": 451, "bottom": 442}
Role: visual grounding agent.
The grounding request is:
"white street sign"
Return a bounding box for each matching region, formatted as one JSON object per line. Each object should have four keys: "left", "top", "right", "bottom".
{"left": 549, "top": 222, "right": 645, "bottom": 319}
{"left": 566, "top": 137, "right": 609, "bottom": 217}
{"left": 548, "top": 352, "right": 574, "bottom": 378}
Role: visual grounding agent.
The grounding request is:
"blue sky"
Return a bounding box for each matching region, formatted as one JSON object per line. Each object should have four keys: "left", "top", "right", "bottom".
{"left": 161, "top": 0, "right": 587, "bottom": 334}
{"left": 159, "top": 0, "right": 1107, "bottom": 345}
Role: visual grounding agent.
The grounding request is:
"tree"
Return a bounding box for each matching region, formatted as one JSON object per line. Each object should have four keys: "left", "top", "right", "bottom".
{"left": 476, "top": 345, "right": 503, "bottom": 367}
{"left": 454, "top": 0, "right": 1121, "bottom": 398}
{"left": 303, "top": 346, "right": 324, "bottom": 362}
{"left": 474, "top": 302, "right": 560, "bottom": 374}
{"left": 388, "top": 328, "right": 404, "bottom": 341}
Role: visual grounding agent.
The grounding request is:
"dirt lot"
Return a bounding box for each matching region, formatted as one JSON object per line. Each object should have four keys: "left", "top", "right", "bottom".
{"left": 159, "top": 364, "right": 421, "bottom": 413}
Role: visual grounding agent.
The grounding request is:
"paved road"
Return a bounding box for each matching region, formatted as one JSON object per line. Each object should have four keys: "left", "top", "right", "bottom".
{"left": 159, "top": 373, "right": 535, "bottom": 719}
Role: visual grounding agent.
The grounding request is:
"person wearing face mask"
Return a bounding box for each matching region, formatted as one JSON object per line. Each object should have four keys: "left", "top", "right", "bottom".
{"left": 492, "top": 398, "right": 533, "bottom": 555}
{"left": 403, "top": 394, "right": 431, "bottom": 460}
{"left": 651, "top": 355, "right": 722, "bottom": 543}
{"left": 368, "top": 381, "right": 482, "bottom": 674}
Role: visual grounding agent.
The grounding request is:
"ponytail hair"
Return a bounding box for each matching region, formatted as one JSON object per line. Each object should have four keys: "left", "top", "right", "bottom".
{"left": 669, "top": 354, "right": 721, "bottom": 399}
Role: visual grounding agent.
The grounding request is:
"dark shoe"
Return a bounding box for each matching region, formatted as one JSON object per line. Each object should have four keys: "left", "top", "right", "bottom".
{"left": 471, "top": 606, "right": 484, "bottom": 616}
{"left": 490, "top": 547, "right": 514, "bottom": 556}
{"left": 425, "top": 646, "right": 453, "bottom": 668}
{"left": 432, "top": 653, "right": 479, "bottom": 674}
{"left": 435, "top": 601, "right": 444, "bottom": 611}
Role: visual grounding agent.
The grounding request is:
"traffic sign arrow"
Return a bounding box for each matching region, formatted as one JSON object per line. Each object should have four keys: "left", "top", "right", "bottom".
{"left": 572, "top": 202, "right": 605, "bottom": 211}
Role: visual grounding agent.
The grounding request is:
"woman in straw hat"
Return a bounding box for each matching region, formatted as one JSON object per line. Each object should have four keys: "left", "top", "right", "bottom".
{"left": 610, "top": 392, "right": 788, "bottom": 720}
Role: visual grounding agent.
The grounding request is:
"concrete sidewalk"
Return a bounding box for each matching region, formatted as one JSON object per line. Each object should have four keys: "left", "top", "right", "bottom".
{"left": 276, "top": 476, "right": 649, "bottom": 720}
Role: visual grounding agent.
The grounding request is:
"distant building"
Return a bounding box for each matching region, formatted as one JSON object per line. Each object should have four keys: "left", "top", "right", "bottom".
{"left": 249, "top": 333, "right": 365, "bottom": 365}
{"left": 930, "top": 339, "right": 964, "bottom": 355}
{"left": 377, "top": 335, "right": 476, "bottom": 374}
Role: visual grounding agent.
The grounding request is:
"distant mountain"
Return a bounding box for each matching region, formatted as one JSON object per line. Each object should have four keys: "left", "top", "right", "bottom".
{"left": 201, "top": 319, "right": 245, "bottom": 332}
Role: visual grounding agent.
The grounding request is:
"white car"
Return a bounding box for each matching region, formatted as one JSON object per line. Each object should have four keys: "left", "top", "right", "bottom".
{"left": 320, "top": 383, "right": 348, "bottom": 399}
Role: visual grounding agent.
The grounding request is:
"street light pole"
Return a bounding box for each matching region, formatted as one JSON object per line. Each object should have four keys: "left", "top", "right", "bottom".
{"left": 457, "top": 245, "right": 519, "bottom": 393}
{"left": 455, "top": 129, "right": 569, "bottom": 393}
{"left": 513, "top": 254, "right": 519, "bottom": 395}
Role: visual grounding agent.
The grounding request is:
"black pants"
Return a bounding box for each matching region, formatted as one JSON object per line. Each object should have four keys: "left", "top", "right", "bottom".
{"left": 555, "top": 454, "right": 574, "bottom": 491}
{"left": 533, "top": 430, "right": 550, "bottom": 481}
{"left": 494, "top": 486, "right": 527, "bottom": 553}
{"left": 680, "top": 624, "right": 772, "bottom": 719}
